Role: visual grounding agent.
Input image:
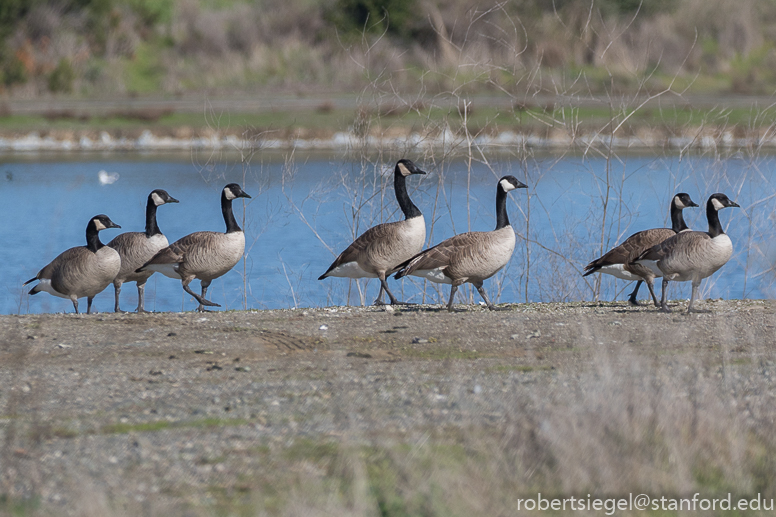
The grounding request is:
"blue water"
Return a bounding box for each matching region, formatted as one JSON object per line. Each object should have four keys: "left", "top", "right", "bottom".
{"left": 1, "top": 152, "right": 774, "bottom": 314}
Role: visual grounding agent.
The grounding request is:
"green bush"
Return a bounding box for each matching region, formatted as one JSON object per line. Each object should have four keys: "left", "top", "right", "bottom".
{"left": 326, "top": 0, "right": 428, "bottom": 42}
{"left": 48, "top": 59, "right": 75, "bottom": 93}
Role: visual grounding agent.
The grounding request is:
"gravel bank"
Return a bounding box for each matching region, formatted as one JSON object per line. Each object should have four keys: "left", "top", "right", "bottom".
{"left": 1, "top": 300, "right": 775, "bottom": 515}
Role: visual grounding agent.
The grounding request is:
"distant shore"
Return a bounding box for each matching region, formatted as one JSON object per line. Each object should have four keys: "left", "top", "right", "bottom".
{"left": 1, "top": 125, "right": 774, "bottom": 153}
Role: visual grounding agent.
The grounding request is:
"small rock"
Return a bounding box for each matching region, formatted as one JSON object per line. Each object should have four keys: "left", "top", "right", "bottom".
{"left": 528, "top": 330, "right": 541, "bottom": 339}
{"left": 167, "top": 332, "right": 177, "bottom": 337}
{"left": 412, "top": 337, "right": 429, "bottom": 344}
{"left": 384, "top": 305, "right": 395, "bottom": 312}
{"left": 510, "top": 334, "right": 520, "bottom": 340}
{"left": 194, "top": 350, "right": 214, "bottom": 355}
{"left": 473, "top": 384, "right": 482, "bottom": 395}
{"left": 56, "top": 343, "right": 72, "bottom": 349}
{"left": 319, "top": 325, "right": 329, "bottom": 331}
{"left": 346, "top": 352, "right": 372, "bottom": 359}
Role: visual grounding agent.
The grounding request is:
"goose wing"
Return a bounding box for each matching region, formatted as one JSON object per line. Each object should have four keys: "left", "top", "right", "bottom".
{"left": 138, "top": 232, "right": 212, "bottom": 269}
{"left": 396, "top": 232, "right": 482, "bottom": 278}
{"left": 584, "top": 228, "right": 674, "bottom": 275}
{"left": 319, "top": 222, "right": 398, "bottom": 279}
{"left": 25, "top": 247, "right": 92, "bottom": 284}
{"left": 638, "top": 231, "right": 710, "bottom": 261}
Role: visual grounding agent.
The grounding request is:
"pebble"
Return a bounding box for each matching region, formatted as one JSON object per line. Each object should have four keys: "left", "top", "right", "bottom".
{"left": 319, "top": 325, "right": 329, "bottom": 331}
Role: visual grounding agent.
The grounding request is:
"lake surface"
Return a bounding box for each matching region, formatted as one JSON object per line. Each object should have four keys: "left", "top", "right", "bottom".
{"left": 2, "top": 151, "right": 774, "bottom": 314}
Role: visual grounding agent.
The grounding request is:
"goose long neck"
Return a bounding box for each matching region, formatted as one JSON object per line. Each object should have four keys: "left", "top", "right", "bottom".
{"left": 394, "top": 171, "right": 421, "bottom": 219}
{"left": 85, "top": 224, "right": 104, "bottom": 253}
{"left": 706, "top": 200, "right": 724, "bottom": 238}
{"left": 222, "top": 192, "right": 243, "bottom": 233}
{"left": 669, "top": 201, "right": 689, "bottom": 233}
{"left": 495, "top": 186, "right": 510, "bottom": 230}
{"left": 145, "top": 197, "right": 161, "bottom": 237}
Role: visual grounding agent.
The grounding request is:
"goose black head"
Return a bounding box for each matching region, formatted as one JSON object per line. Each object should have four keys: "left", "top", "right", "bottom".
{"left": 499, "top": 175, "right": 528, "bottom": 192}
{"left": 150, "top": 189, "right": 179, "bottom": 206}
{"left": 91, "top": 214, "right": 121, "bottom": 231}
{"left": 396, "top": 159, "right": 427, "bottom": 177}
{"left": 224, "top": 183, "right": 252, "bottom": 200}
{"left": 709, "top": 193, "right": 740, "bottom": 211}
{"left": 673, "top": 193, "right": 699, "bottom": 209}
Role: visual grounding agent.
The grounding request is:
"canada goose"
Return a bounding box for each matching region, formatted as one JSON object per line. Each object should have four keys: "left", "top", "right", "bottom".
{"left": 394, "top": 175, "right": 527, "bottom": 312}
{"left": 24, "top": 214, "right": 122, "bottom": 314}
{"left": 637, "top": 193, "right": 739, "bottom": 313}
{"left": 108, "top": 189, "right": 179, "bottom": 313}
{"left": 582, "top": 193, "right": 698, "bottom": 307}
{"left": 137, "top": 183, "right": 251, "bottom": 311}
{"left": 318, "top": 159, "right": 427, "bottom": 305}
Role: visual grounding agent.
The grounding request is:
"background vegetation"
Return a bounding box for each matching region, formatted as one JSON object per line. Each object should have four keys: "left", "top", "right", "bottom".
{"left": 2, "top": 0, "right": 776, "bottom": 97}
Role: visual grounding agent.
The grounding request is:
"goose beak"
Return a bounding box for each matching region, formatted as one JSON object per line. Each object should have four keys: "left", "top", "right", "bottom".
{"left": 109, "top": 222, "right": 121, "bottom": 229}
{"left": 689, "top": 200, "right": 699, "bottom": 207}
{"left": 168, "top": 196, "right": 180, "bottom": 204}
{"left": 728, "top": 200, "right": 740, "bottom": 208}
{"left": 240, "top": 191, "right": 252, "bottom": 199}
{"left": 515, "top": 180, "right": 528, "bottom": 189}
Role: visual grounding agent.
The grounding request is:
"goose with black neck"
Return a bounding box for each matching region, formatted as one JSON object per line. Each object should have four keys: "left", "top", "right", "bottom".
{"left": 637, "top": 192, "right": 739, "bottom": 313}
{"left": 583, "top": 193, "right": 698, "bottom": 307}
{"left": 319, "top": 159, "right": 427, "bottom": 306}
{"left": 109, "top": 189, "right": 179, "bottom": 313}
{"left": 138, "top": 183, "right": 251, "bottom": 311}
{"left": 395, "top": 175, "right": 527, "bottom": 312}
{"left": 25, "top": 214, "right": 122, "bottom": 314}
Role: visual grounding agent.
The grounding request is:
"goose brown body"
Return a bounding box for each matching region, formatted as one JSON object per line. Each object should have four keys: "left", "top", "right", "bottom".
{"left": 108, "top": 189, "right": 178, "bottom": 312}
{"left": 138, "top": 183, "right": 250, "bottom": 311}
{"left": 25, "top": 215, "right": 122, "bottom": 314}
{"left": 395, "top": 176, "right": 526, "bottom": 311}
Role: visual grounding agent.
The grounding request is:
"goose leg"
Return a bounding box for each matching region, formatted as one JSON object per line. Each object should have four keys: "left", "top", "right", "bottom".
{"left": 136, "top": 281, "right": 149, "bottom": 313}
{"left": 71, "top": 296, "right": 79, "bottom": 314}
{"left": 182, "top": 278, "right": 220, "bottom": 310}
{"left": 627, "top": 280, "right": 643, "bottom": 306}
{"left": 374, "top": 275, "right": 414, "bottom": 306}
{"left": 644, "top": 279, "right": 660, "bottom": 308}
{"left": 372, "top": 283, "right": 387, "bottom": 305}
{"left": 476, "top": 285, "right": 500, "bottom": 311}
{"left": 113, "top": 280, "right": 126, "bottom": 313}
{"left": 660, "top": 278, "right": 671, "bottom": 313}
{"left": 87, "top": 296, "right": 94, "bottom": 315}
{"left": 686, "top": 280, "right": 709, "bottom": 313}
{"left": 196, "top": 280, "right": 217, "bottom": 312}
{"left": 446, "top": 285, "right": 459, "bottom": 312}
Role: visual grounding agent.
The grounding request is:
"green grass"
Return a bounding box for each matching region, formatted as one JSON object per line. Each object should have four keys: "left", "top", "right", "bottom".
{"left": 100, "top": 416, "right": 250, "bottom": 435}
{"left": 3, "top": 101, "right": 776, "bottom": 138}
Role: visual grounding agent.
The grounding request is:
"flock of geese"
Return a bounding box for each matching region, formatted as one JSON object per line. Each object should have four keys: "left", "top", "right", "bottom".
{"left": 23, "top": 159, "right": 739, "bottom": 315}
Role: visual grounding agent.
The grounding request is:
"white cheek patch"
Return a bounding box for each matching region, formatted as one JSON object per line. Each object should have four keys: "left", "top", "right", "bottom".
{"left": 500, "top": 179, "right": 516, "bottom": 192}
{"left": 674, "top": 197, "right": 685, "bottom": 209}
{"left": 711, "top": 198, "right": 725, "bottom": 211}
{"left": 151, "top": 192, "right": 165, "bottom": 206}
{"left": 397, "top": 163, "right": 411, "bottom": 177}
{"left": 93, "top": 219, "right": 107, "bottom": 231}
{"left": 224, "top": 188, "right": 237, "bottom": 201}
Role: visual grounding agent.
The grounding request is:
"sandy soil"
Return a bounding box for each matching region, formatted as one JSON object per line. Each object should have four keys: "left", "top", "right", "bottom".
{"left": 1, "top": 299, "right": 775, "bottom": 515}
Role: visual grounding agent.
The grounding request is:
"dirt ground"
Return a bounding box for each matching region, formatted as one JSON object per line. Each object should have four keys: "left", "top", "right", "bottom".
{"left": 1, "top": 299, "right": 775, "bottom": 516}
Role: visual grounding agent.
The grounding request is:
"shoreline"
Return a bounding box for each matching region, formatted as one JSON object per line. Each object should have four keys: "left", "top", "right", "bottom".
{"left": 1, "top": 127, "right": 774, "bottom": 153}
